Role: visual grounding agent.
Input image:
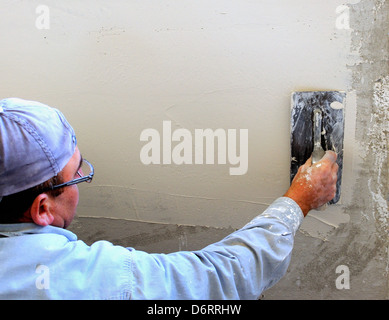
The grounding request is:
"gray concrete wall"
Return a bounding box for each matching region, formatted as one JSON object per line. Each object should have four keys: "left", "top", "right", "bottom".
{"left": 0, "top": 0, "right": 388, "bottom": 299}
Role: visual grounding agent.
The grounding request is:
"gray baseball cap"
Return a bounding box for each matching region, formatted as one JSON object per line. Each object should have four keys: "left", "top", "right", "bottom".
{"left": 0, "top": 98, "right": 77, "bottom": 199}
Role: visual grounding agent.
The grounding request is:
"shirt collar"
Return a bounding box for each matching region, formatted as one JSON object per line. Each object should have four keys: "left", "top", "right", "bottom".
{"left": 0, "top": 223, "right": 77, "bottom": 241}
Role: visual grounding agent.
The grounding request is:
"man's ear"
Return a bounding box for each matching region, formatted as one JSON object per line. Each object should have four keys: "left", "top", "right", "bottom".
{"left": 30, "top": 193, "right": 55, "bottom": 226}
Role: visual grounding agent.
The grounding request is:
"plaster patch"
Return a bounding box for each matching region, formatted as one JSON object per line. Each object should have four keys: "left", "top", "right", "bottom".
{"left": 300, "top": 206, "right": 350, "bottom": 241}
{"left": 368, "top": 76, "right": 389, "bottom": 234}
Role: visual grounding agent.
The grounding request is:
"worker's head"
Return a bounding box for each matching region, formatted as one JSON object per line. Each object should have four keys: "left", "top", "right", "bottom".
{"left": 0, "top": 98, "right": 93, "bottom": 228}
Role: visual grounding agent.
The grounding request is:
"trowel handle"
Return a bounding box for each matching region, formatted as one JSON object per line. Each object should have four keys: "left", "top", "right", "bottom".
{"left": 312, "top": 108, "right": 327, "bottom": 211}
{"left": 312, "top": 108, "right": 325, "bottom": 164}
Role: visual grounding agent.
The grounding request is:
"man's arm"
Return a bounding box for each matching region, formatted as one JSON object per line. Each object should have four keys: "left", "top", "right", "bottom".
{"left": 127, "top": 151, "right": 339, "bottom": 299}
{"left": 129, "top": 197, "right": 304, "bottom": 299}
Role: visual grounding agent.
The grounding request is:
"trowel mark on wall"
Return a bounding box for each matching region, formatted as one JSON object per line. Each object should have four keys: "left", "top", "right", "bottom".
{"left": 78, "top": 184, "right": 270, "bottom": 229}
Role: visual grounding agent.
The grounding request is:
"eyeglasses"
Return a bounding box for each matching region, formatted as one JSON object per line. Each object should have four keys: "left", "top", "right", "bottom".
{"left": 47, "top": 159, "right": 94, "bottom": 191}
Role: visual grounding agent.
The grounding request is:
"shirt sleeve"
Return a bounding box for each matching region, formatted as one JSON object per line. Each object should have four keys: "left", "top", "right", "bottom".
{"left": 127, "top": 197, "right": 304, "bottom": 300}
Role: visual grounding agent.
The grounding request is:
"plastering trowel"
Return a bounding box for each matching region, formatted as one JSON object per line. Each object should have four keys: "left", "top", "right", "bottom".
{"left": 290, "top": 91, "right": 346, "bottom": 205}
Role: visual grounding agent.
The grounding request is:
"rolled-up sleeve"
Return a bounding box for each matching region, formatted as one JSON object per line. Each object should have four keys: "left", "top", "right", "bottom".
{"left": 128, "top": 197, "right": 303, "bottom": 300}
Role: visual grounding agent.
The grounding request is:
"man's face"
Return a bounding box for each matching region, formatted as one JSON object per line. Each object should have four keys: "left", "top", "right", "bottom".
{"left": 50, "top": 147, "right": 82, "bottom": 228}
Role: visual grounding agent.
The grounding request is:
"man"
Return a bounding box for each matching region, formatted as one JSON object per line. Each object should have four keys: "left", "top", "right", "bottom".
{"left": 0, "top": 98, "right": 338, "bottom": 299}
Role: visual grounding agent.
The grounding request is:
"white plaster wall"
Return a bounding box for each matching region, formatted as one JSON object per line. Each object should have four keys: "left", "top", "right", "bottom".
{"left": 0, "top": 1, "right": 355, "bottom": 233}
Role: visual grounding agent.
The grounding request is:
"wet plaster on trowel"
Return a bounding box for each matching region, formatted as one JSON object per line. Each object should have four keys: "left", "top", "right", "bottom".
{"left": 298, "top": 92, "right": 355, "bottom": 241}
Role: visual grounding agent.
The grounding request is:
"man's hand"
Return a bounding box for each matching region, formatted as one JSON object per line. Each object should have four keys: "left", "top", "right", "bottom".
{"left": 284, "top": 150, "right": 338, "bottom": 216}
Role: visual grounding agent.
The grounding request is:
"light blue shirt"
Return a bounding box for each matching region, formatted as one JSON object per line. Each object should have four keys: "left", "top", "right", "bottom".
{"left": 0, "top": 197, "right": 303, "bottom": 299}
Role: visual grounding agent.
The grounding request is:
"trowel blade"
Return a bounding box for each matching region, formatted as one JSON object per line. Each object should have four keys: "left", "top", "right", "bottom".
{"left": 290, "top": 91, "right": 346, "bottom": 204}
